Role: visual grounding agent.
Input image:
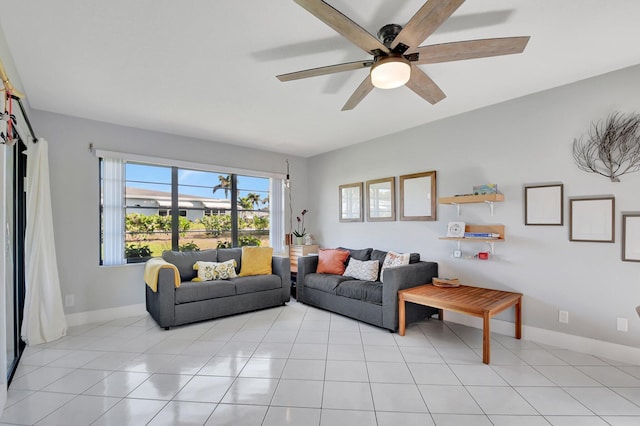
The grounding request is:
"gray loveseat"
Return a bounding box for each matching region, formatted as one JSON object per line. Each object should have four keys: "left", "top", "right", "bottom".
{"left": 145, "top": 248, "right": 290, "bottom": 329}
{"left": 297, "top": 247, "right": 438, "bottom": 331}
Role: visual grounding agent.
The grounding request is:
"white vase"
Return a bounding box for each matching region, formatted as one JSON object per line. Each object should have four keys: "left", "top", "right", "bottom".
{"left": 294, "top": 236, "right": 304, "bottom": 245}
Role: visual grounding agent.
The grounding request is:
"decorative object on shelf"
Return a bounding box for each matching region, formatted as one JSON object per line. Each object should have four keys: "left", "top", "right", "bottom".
{"left": 464, "top": 232, "right": 499, "bottom": 239}
{"left": 446, "top": 221, "right": 465, "bottom": 238}
{"left": 572, "top": 112, "right": 640, "bottom": 182}
{"left": 304, "top": 234, "right": 313, "bottom": 245}
{"left": 399, "top": 170, "right": 437, "bottom": 221}
{"left": 622, "top": 212, "right": 640, "bottom": 262}
{"left": 432, "top": 277, "right": 460, "bottom": 288}
{"left": 366, "top": 176, "right": 395, "bottom": 221}
{"left": 339, "top": 182, "right": 363, "bottom": 222}
{"left": 473, "top": 184, "right": 498, "bottom": 195}
{"left": 292, "top": 209, "right": 309, "bottom": 244}
{"left": 569, "top": 196, "right": 615, "bottom": 242}
{"left": 524, "top": 183, "right": 563, "bottom": 226}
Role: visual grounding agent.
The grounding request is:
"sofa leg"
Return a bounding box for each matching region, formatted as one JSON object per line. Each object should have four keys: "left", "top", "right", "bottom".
{"left": 164, "top": 327, "right": 170, "bottom": 331}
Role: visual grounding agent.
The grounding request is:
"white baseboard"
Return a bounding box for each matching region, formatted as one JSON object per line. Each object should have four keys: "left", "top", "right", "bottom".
{"left": 443, "top": 311, "right": 640, "bottom": 365}
{"left": 65, "top": 303, "right": 146, "bottom": 327}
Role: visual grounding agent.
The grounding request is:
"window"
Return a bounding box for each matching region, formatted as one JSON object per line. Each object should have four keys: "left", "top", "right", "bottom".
{"left": 99, "top": 157, "right": 283, "bottom": 265}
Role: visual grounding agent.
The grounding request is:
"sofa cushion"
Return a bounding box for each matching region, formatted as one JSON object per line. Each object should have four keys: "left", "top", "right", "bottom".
{"left": 232, "top": 274, "right": 282, "bottom": 295}
{"left": 239, "top": 246, "right": 273, "bottom": 276}
{"left": 304, "top": 273, "right": 350, "bottom": 295}
{"left": 162, "top": 249, "right": 217, "bottom": 282}
{"left": 337, "top": 247, "right": 373, "bottom": 261}
{"left": 217, "top": 248, "right": 242, "bottom": 273}
{"left": 336, "top": 280, "right": 383, "bottom": 304}
{"left": 193, "top": 259, "right": 237, "bottom": 281}
{"left": 343, "top": 258, "right": 379, "bottom": 282}
{"left": 317, "top": 248, "right": 350, "bottom": 274}
{"left": 175, "top": 280, "right": 236, "bottom": 304}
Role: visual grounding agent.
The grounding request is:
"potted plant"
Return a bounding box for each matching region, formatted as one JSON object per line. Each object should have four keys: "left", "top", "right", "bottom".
{"left": 292, "top": 209, "right": 308, "bottom": 245}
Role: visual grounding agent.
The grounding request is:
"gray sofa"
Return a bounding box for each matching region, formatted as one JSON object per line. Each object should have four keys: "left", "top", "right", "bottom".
{"left": 297, "top": 248, "right": 438, "bottom": 331}
{"left": 145, "top": 248, "right": 290, "bottom": 329}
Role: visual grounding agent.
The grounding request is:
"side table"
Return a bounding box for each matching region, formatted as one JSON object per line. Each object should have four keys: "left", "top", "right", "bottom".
{"left": 289, "top": 244, "right": 318, "bottom": 298}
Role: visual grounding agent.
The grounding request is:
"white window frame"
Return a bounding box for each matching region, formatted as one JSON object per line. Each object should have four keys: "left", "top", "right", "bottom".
{"left": 95, "top": 149, "right": 286, "bottom": 265}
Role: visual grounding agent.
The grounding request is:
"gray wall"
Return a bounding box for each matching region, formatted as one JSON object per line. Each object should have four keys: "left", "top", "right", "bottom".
{"left": 308, "top": 64, "right": 640, "bottom": 348}
{"left": 31, "top": 110, "right": 308, "bottom": 314}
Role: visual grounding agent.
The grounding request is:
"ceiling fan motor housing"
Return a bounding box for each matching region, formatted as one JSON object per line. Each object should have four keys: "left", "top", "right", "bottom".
{"left": 377, "top": 24, "right": 403, "bottom": 48}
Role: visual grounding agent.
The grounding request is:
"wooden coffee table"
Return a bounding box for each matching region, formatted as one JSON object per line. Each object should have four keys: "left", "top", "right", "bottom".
{"left": 398, "top": 283, "right": 522, "bottom": 364}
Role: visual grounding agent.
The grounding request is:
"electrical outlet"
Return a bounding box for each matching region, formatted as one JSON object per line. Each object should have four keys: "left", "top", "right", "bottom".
{"left": 617, "top": 317, "right": 628, "bottom": 332}
{"left": 64, "top": 294, "right": 75, "bottom": 308}
{"left": 559, "top": 310, "right": 569, "bottom": 324}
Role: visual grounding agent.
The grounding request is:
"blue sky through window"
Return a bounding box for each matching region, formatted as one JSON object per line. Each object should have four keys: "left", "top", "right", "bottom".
{"left": 125, "top": 163, "right": 269, "bottom": 201}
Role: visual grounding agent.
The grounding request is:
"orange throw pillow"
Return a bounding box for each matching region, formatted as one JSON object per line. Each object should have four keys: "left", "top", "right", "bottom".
{"left": 317, "top": 248, "right": 350, "bottom": 275}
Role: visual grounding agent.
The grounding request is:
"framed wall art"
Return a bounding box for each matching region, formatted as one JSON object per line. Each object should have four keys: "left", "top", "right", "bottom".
{"left": 399, "top": 170, "right": 437, "bottom": 221}
{"left": 569, "top": 196, "right": 615, "bottom": 242}
{"left": 339, "top": 182, "right": 363, "bottom": 222}
{"left": 366, "top": 177, "right": 395, "bottom": 221}
{"left": 622, "top": 213, "right": 640, "bottom": 262}
{"left": 524, "top": 183, "right": 563, "bottom": 225}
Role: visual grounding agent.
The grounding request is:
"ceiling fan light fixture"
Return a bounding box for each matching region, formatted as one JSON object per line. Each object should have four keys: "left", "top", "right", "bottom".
{"left": 370, "top": 56, "right": 411, "bottom": 89}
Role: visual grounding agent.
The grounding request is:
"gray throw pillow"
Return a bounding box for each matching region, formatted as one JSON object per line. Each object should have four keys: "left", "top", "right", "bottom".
{"left": 217, "top": 248, "right": 243, "bottom": 273}
{"left": 162, "top": 249, "right": 218, "bottom": 282}
{"left": 338, "top": 247, "right": 373, "bottom": 261}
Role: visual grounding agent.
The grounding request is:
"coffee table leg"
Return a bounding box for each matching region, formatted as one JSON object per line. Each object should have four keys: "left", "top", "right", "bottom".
{"left": 398, "top": 293, "right": 406, "bottom": 336}
{"left": 483, "top": 312, "right": 490, "bottom": 364}
{"left": 515, "top": 297, "right": 522, "bottom": 339}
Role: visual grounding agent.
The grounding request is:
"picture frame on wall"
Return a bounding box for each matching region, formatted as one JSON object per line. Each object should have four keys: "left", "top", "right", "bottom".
{"left": 622, "top": 213, "right": 640, "bottom": 262}
{"left": 399, "top": 170, "right": 437, "bottom": 221}
{"left": 339, "top": 182, "right": 363, "bottom": 222}
{"left": 366, "top": 176, "right": 395, "bottom": 221}
{"left": 569, "top": 196, "right": 615, "bottom": 242}
{"left": 524, "top": 183, "right": 563, "bottom": 225}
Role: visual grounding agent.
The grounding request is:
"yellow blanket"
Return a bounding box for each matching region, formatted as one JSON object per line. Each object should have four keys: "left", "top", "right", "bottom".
{"left": 144, "top": 257, "right": 181, "bottom": 292}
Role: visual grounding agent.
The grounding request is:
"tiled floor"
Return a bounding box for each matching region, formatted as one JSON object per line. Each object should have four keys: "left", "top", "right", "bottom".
{"left": 2, "top": 299, "right": 640, "bottom": 425}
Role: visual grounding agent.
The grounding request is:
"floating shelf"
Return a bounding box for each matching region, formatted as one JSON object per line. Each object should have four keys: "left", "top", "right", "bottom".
{"left": 438, "top": 193, "right": 504, "bottom": 216}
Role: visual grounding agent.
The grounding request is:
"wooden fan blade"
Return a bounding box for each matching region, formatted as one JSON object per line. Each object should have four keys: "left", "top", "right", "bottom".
{"left": 342, "top": 76, "right": 374, "bottom": 111}
{"left": 294, "top": 0, "right": 389, "bottom": 55}
{"left": 412, "top": 36, "right": 530, "bottom": 64}
{"left": 277, "top": 60, "right": 373, "bottom": 82}
{"left": 405, "top": 65, "right": 446, "bottom": 105}
{"left": 391, "top": 0, "right": 465, "bottom": 51}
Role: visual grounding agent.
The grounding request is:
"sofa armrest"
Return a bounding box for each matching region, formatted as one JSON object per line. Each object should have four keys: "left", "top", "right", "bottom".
{"left": 145, "top": 268, "right": 178, "bottom": 329}
{"left": 272, "top": 256, "right": 291, "bottom": 302}
{"left": 296, "top": 255, "right": 319, "bottom": 302}
{"left": 381, "top": 261, "right": 438, "bottom": 330}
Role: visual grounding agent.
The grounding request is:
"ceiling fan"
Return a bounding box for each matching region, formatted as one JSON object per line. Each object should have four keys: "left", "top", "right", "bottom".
{"left": 277, "top": 0, "right": 530, "bottom": 111}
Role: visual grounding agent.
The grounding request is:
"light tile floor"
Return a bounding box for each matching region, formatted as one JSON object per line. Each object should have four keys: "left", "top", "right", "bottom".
{"left": 2, "top": 299, "right": 640, "bottom": 425}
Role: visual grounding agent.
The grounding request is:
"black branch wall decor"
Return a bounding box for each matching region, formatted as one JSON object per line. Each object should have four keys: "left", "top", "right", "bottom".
{"left": 572, "top": 112, "right": 640, "bottom": 182}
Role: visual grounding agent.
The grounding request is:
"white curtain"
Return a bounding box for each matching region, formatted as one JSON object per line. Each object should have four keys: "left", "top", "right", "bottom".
{"left": 21, "top": 138, "right": 67, "bottom": 345}
{"left": 270, "top": 177, "right": 285, "bottom": 254}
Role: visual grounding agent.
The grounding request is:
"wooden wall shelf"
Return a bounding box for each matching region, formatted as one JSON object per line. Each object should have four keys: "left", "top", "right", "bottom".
{"left": 438, "top": 194, "right": 504, "bottom": 204}
{"left": 439, "top": 225, "right": 505, "bottom": 254}
{"left": 439, "top": 193, "right": 504, "bottom": 216}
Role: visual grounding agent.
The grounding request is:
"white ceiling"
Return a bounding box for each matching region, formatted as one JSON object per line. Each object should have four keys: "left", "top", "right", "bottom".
{"left": 1, "top": 0, "right": 639, "bottom": 157}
